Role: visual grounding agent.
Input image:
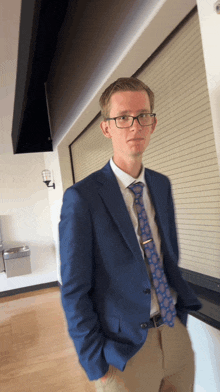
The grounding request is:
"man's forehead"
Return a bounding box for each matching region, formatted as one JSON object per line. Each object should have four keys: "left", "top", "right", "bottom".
{"left": 109, "top": 90, "right": 151, "bottom": 113}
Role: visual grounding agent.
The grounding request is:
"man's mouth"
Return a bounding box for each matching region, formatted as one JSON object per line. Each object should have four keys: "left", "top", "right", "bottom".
{"left": 128, "top": 138, "right": 144, "bottom": 142}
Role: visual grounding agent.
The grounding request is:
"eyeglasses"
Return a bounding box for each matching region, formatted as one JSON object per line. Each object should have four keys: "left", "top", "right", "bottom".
{"left": 105, "top": 113, "right": 156, "bottom": 128}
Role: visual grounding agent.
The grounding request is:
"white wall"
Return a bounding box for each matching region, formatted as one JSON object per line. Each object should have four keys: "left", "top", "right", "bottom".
{"left": 196, "top": 0, "right": 220, "bottom": 172}
{"left": 0, "top": 150, "right": 57, "bottom": 291}
{"left": 188, "top": 316, "right": 220, "bottom": 392}
{"left": 43, "top": 149, "right": 64, "bottom": 283}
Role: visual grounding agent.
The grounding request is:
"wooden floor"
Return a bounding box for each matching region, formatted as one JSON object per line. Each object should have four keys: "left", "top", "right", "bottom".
{"left": 0, "top": 287, "right": 96, "bottom": 392}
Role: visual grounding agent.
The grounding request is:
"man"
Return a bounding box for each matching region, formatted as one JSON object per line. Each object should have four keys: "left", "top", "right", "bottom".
{"left": 59, "top": 77, "right": 201, "bottom": 391}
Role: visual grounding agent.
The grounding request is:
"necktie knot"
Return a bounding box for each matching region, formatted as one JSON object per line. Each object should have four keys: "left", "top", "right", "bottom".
{"left": 128, "top": 182, "right": 144, "bottom": 198}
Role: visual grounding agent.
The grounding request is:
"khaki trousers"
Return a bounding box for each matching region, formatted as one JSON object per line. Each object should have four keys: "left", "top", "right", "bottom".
{"left": 94, "top": 317, "right": 194, "bottom": 392}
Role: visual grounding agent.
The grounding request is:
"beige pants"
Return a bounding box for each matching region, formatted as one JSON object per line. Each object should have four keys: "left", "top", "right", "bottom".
{"left": 94, "top": 317, "right": 194, "bottom": 392}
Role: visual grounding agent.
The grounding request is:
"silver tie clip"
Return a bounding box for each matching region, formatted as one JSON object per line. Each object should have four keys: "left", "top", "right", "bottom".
{"left": 142, "top": 239, "right": 153, "bottom": 245}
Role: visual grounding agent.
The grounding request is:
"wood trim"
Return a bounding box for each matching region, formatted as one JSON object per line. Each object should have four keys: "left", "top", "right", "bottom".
{"left": 0, "top": 281, "right": 59, "bottom": 298}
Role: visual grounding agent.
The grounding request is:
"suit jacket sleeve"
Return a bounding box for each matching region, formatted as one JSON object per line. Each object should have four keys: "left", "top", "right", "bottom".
{"left": 59, "top": 187, "right": 109, "bottom": 381}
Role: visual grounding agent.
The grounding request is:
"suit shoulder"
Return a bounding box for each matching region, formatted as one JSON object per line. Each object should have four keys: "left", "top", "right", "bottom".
{"left": 64, "top": 168, "right": 102, "bottom": 196}
{"left": 64, "top": 161, "right": 111, "bottom": 196}
{"left": 145, "top": 167, "right": 171, "bottom": 185}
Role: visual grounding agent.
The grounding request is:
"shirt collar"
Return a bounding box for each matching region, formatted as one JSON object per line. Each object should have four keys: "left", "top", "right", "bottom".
{"left": 110, "top": 157, "right": 145, "bottom": 190}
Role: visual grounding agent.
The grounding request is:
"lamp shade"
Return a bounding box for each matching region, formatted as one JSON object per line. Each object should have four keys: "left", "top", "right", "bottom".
{"left": 42, "top": 170, "right": 51, "bottom": 183}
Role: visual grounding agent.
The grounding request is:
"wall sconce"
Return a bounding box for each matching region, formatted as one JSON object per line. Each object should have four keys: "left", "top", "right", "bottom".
{"left": 42, "top": 170, "right": 55, "bottom": 189}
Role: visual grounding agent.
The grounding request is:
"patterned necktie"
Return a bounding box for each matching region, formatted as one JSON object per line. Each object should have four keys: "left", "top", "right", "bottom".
{"left": 129, "top": 182, "right": 176, "bottom": 327}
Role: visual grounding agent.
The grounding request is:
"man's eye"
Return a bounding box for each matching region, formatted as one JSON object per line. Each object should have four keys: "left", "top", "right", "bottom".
{"left": 139, "top": 113, "right": 149, "bottom": 118}
{"left": 118, "top": 116, "right": 129, "bottom": 121}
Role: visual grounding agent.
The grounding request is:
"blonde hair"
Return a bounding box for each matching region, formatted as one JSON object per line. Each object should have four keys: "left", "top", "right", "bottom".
{"left": 99, "top": 77, "right": 154, "bottom": 119}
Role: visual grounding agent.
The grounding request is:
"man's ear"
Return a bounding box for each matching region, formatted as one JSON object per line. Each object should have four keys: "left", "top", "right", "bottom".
{"left": 100, "top": 121, "right": 112, "bottom": 139}
{"left": 150, "top": 117, "right": 157, "bottom": 134}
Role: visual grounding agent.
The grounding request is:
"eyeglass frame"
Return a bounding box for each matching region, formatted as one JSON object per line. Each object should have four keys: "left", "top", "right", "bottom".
{"left": 105, "top": 113, "right": 156, "bottom": 128}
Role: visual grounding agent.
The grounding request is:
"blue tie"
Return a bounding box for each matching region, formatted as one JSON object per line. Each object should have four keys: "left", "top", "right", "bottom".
{"left": 129, "top": 182, "right": 176, "bottom": 327}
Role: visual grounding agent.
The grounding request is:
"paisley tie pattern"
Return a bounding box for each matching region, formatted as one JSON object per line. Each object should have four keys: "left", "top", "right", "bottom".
{"left": 129, "top": 182, "right": 176, "bottom": 327}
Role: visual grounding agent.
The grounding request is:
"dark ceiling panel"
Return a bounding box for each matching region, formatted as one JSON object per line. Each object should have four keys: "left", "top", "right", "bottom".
{"left": 12, "top": 0, "right": 69, "bottom": 153}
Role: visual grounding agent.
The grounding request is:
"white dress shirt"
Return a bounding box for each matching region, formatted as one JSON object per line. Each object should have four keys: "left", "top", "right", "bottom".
{"left": 110, "top": 158, "right": 177, "bottom": 317}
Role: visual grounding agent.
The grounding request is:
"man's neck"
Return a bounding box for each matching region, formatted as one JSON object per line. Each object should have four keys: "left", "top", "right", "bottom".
{"left": 113, "top": 156, "right": 143, "bottom": 178}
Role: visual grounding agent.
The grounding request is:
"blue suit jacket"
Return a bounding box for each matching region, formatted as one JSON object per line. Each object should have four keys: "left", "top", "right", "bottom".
{"left": 59, "top": 161, "right": 201, "bottom": 381}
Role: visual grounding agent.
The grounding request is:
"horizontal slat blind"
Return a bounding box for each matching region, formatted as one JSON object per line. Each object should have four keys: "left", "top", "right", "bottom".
{"left": 70, "top": 11, "right": 220, "bottom": 278}
{"left": 139, "top": 12, "right": 220, "bottom": 278}
{"left": 71, "top": 118, "right": 113, "bottom": 183}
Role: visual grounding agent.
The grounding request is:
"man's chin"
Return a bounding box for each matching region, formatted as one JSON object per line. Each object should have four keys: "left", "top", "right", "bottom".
{"left": 129, "top": 151, "right": 143, "bottom": 158}
{"left": 128, "top": 144, "right": 147, "bottom": 157}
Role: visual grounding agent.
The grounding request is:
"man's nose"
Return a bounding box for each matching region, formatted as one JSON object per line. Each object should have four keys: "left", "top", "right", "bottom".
{"left": 130, "top": 117, "right": 141, "bottom": 129}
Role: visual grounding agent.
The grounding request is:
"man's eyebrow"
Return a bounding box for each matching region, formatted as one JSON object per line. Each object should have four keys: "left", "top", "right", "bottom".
{"left": 115, "top": 109, "right": 151, "bottom": 116}
{"left": 115, "top": 110, "right": 130, "bottom": 116}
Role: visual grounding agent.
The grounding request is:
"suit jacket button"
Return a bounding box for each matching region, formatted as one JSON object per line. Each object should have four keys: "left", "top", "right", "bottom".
{"left": 140, "top": 323, "right": 148, "bottom": 329}
{"left": 143, "top": 288, "right": 151, "bottom": 294}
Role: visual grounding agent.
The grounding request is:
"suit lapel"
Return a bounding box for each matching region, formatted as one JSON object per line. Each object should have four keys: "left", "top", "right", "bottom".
{"left": 97, "top": 162, "right": 143, "bottom": 263}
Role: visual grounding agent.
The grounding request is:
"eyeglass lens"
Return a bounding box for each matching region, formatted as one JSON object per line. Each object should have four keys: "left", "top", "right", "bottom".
{"left": 116, "top": 114, "right": 154, "bottom": 128}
